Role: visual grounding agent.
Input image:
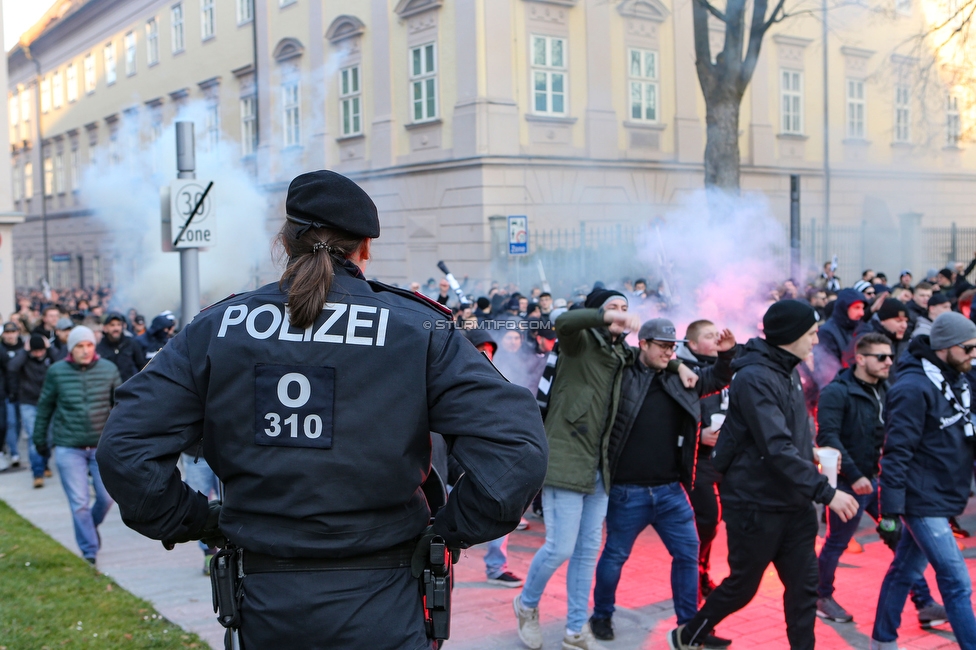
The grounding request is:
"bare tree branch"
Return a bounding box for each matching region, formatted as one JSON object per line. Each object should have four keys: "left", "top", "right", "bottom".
{"left": 695, "top": 0, "right": 729, "bottom": 23}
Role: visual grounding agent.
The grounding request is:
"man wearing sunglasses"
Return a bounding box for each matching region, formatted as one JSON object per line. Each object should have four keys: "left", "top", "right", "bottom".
{"left": 853, "top": 299, "right": 910, "bottom": 382}
{"left": 871, "top": 312, "right": 976, "bottom": 650}
{"left": 816, "top": 333, "right": 943, "bottom": 627}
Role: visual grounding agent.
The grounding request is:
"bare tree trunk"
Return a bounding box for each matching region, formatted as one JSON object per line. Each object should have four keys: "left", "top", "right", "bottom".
{"left": 704, "top": 92, "right": 742, "bottom": 191}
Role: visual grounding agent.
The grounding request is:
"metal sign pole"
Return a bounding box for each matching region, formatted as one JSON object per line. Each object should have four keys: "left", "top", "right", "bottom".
{"left": 175, "top": 122, "right": 201, "bottom": 324}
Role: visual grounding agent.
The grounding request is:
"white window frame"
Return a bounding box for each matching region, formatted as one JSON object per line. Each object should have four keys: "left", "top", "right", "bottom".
{"left": 8, "top": 94, "right": 17, "bottom": 126}
{"left": 52, "top": 72, "right": 63, "bottom": 109}
{"left": 340, "top": 65, "right": 362, "bottom": 136}
{"left": 780, "top": 69, "right": 803, "bottom": 134}
{"left": 43, "top": 156, "right": 53, "bottom": 197}
{"left": 54, "top": 153, "right": 65, "bottom": 194}
{"left": 894, "top": 84, "right": 910, "bottom": 143}
{"left": 23, "top": 162, "right": 34, "bottom": 199}
{"left": 40, "top": 77, "right": 51, "bottom": 113}
{"left": 283, "top": 81, "right": 301, "bottom": 147}
{"left": 84, "top": 54, "right": 96, "bottom": 94}
{"left": 280, "top": 0, "right": 297, "bottom": 7}
{"left": 147, "top": 18, "right": 160, "bottom": 65}
{"left": 70, "top": 149, "right": 80, "bottom": 191}
{"left": 240, "top": 96, "right": 256, "bottom": 156}
{"left": 205, "top": 102, "right": 220, "bottom": 150}
{"left": 846, "top": 78, "right": 865, "bottom": 139}
{"left": 125, "top": 32, "right": 137, "bottom": 76}
{"left": 628, "top": 48, "right": 658, "bottom": 123}
{"left": 104, "top": 42, "right": 117, "bottom": 86}
{"left": 531, "top": 35, "right": 567, "bottom": 116}
{"left": 201, "top": 0, "right": 216, "bottom": 40}
{"left": 237, "top": 0, "right": 254, "bottom": 24}
{"left": 66, "top": 64, "right": 78, "bottom": 103}
{"left": 12, "top": 165, "right": 22, "bottom": 202}
{"left": 409, "top": 42, "right": 438, "bottom": 123}
{"left": 172, "top": 3, "right": 185, "bottom": 53}
{"left": 947, "top": 93, "right": 961, "bottom": 146}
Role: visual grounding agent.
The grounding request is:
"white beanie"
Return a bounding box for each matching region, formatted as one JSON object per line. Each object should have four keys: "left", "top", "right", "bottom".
{"left": 67, "top": 325, "right": 96, "bottom": 353}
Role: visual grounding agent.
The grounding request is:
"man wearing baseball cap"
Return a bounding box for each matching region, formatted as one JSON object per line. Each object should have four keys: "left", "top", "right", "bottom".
{"left": 591, "top": 318, "right": 735, "bottom": 646}
{"left": 670, "top": 300, "right": 858, "bottom": 650}
{"left": 871, "top": 312, "right": 976, "bottom": 649}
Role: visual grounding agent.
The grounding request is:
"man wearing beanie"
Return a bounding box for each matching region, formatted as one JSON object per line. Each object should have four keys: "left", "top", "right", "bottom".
{"left": 670, "top": 300, "right": 858, "bottom": 650}
{"left": 853, "top": 298, "right": 910, "bottom": 381}
{"left": 910, "top": 291, "right": 951, "bottom": 340}
{"left": 871, "top": 312, "right": 976, "bottom": 649}
{"left": 33, "top": 325, "right": 121, "bottom": 565}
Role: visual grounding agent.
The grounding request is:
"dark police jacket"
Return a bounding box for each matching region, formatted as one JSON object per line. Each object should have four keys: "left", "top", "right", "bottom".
{"left": 716, "top": 338, "right": 836, "bottom": 511}
{"left": 816, "top": 367, "right": 886, "bottom": 484}
{"left": 880, "top": 336, "right": 975, "bottom": 517}
{"left": 97, "top": 265, "right": 548, "bottom": 558}
{"left": 607, "top": 347, "right": 734, "bottom": 491}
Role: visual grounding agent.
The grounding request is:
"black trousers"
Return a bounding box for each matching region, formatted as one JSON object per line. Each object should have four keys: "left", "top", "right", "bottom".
{"left": 685, "top": 505, "right": 819, "bottom": 650}
{"left": 229, "top": 566, "right": 435, "bottom": 650}
{"left": 690, "top": 454, "right": 722, "bottom": 578}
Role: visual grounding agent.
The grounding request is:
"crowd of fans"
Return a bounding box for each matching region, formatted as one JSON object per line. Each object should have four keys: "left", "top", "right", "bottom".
{"left": 2, "top": 256, "right": 976, "bottom": 648}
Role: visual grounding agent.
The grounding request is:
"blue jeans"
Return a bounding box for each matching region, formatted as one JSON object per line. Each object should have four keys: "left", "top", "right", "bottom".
{"left": 521, "top": 472, "right": 609, "bottom": 634}
{"left": 19, "top": 404, "right": 49, "bottom": 479}
{"left": 872, "top": 516, "right": 976, "bottom": 649}
{"left": 5, "top": 399, "right": 18, "bottom": 456}
{"left": 181, "top": 453, "right": 219, "bottom": 553}
{"left": 593, "top": 482, "right": 699, "bottom": 624}
{"left": 55, "top": 446, "right": 113, "bottom": 560}
{"left": 818, "top": 479, "right": 933, "bottom": 606}
{"left": 484, "top": 536, "right": 509, "bottom": 579}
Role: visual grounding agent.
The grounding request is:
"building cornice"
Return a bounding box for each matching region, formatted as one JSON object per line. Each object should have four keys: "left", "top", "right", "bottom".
{"left": 326, "top": 15, "right": 366, "bottom": 43}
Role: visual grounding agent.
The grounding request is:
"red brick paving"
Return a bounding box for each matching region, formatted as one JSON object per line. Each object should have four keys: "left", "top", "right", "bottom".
{"left": 447, "top": 504, "right": 976, "bottom": 649}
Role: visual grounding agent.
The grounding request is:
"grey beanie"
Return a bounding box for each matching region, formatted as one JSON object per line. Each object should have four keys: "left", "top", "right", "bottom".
{"left": 67, "top": 325, "right": 96, "bottom": 353}
{"left": 929, "top": 312, "right": 976, "bottom": 350}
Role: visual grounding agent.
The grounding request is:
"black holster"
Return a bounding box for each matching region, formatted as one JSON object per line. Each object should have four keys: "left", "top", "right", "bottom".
{"left": 211, "top": 545, "right": 243, "bottom": 629}
{"left": 422, "top": 537, "right": 452, "bottom": 642}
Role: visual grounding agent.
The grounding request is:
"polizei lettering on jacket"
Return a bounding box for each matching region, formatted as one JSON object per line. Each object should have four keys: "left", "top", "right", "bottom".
{"left": 217, "top": 303, "right": 390, "bottom": 346}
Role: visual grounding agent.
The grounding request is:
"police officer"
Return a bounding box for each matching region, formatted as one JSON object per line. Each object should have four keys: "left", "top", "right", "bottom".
{"left": 96, "top": 170, "right": 549, "bottom": 650}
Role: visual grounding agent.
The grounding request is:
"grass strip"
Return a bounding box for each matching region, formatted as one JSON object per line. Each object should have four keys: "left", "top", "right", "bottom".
{"left": 0, "top": 499, "right": 208, "bottom": 648}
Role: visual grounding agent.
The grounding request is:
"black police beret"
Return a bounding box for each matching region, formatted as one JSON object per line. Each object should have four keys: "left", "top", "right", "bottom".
{"left": 285, "top": 170, "right": 380, "bottom": 239}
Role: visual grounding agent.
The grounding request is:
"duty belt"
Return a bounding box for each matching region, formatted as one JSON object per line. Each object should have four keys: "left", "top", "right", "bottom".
{"left": 241, "top": 539, "right": 416, "bottom": 574}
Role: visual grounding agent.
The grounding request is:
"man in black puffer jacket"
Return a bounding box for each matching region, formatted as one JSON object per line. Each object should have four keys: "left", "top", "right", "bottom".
{"left": 671, "top": 300, "right": 859, "bottom": 650}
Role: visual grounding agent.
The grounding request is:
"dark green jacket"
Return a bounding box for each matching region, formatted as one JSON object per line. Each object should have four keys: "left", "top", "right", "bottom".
{"left": 34, "top": 358, "right": 121, "bottom": 449}
{"left": 544, "top": 309, "right": 638, "bottom": 493}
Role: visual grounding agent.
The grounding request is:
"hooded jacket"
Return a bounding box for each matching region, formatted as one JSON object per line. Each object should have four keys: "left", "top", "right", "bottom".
{"left": 813, "top": 288, "right": 865, "bottom": 388}
{"left": 816, "top": 367, "right": 886, "bottom": 484}
{"left": 136, "top": 314, "right": 176, "bottom": 362}
{"left": 880, "top": 336, "right": 975, "bottom": 517}
{"left": 715, "top": 338, "right": 836, "bottom": 511}
{"left": 607, "top": 345, "right": 734, "bottom": 491}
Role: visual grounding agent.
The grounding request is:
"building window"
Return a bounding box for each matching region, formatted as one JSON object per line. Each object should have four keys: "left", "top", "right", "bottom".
{"left": 146, "top": 18, "right": 159, "bottom": 65}
{"left": 846, "top": 78, "right": 865, "bottom": 139}
{"left": 66, "top": 64, "right": 78, "bottom": 102}
{"left": 202, "top": 0, "right": 216, "bottom": 40}
{"left": 84, "top": 54, "right": 96, "bottom": 93}
{"left": 894, "top": 84, "right": 910, "bottom": 143}
{"left": 340, "top": 65, "right": 362, "bottom": 136}
{"left": 531, "top": 35, "right": 566, "bottom": 115}
{"left": 52, "top": 72, "right": 63, "bottom": 109}
{"left": 40, "top": 77, "right": 51, "bottom": 113}
{"left": 24, "top": 162, "right": 33, "bottom": 199}
{"left": 283, "top": 82, "right": 301, "bottom": 147}
{"left": 43, "top": 156, "right": 53, "bottom": 197}
{"left": 781, "top": 70, "right": 803, "bottom": 134}
{"left": 410, "top": 43, "right": 438, "bottom": 122}
{"left": 54, "top": 153, "right": 65, "bottom": 194}
{"left": 104, "top": 42, "right": 117, "bottom": 85}
{"left": 70, "top": 149, "right": 80, "bottom": 191}
{"left": 150, "top": 119, "right": 163, "bottom": 173}
{"left": 125, "top": 32, "right": 137, "bottom": 76}
{"left": 172, "top": 3, "right": 185, "bottom": 53}
{"left": 19, "top": 92, "right": 30, "bottom": 141}
{"left": 206, "top": 103, "right": 220, "bottom": 150}
{"left": 237, "top": 0, "right": 254, "bottom": 24}
{"left": 628, "top": 49, "right": 658, "bottom": 122}
{"left": 240, "top": 96, "right": 256, "bottom": 156}
{"left": 109, "top": 133, "right": 120, "bottom": 165}
{"left": 12, "top": 165, "right": 22, "bottom": 202}
{"left": 947, "top": 94, "right": 961, "bottom": 146}
{"left": 8, "top": 95, "right": 17, "bottom": 145}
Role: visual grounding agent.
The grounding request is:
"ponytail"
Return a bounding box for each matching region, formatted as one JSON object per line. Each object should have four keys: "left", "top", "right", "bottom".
{"left": 277, "top": 221, "right": 366, "bottom": 329}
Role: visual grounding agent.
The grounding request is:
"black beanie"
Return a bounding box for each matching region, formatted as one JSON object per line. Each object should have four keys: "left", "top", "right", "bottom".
{"left": 584, "top": 288, "right": 626, "bottom": 310}
{"left": 877, "top": 298, "right": 908, "bottom": 321}
{"left": 476, "top": 297, "right": 490, "bottom": 310}
{"left": 928, "top": 291, "right": 950, "bottom": 307}
{"left": 763, "top": 299, "right": 819, "bottom": 346}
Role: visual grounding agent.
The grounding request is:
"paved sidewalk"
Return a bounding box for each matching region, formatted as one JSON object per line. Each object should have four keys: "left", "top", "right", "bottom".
{"left": 2, "top": 449, "right": 974, "bottom": 650}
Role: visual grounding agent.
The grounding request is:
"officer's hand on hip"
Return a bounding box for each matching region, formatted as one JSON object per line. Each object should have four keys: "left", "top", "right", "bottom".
{"left": 162, "top": 501, "right": 226, "bottom": 550}
{"left": 877, "top": 515, "right": 903, "bottom": 551}
{"left": 411, "top": 525, "right": 459, "bottom": 579}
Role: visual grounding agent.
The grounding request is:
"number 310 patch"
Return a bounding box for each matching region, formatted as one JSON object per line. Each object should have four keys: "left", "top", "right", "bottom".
{"left": 254, "top": 365, "right": 335, "bottom": 449}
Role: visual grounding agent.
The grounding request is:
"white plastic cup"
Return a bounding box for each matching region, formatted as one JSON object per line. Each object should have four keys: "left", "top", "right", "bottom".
{"left": 817, "top": 447, "right": 840, "bottom": 488}
{"left": 710, "top": 414, "right": 726, "bottom": 430}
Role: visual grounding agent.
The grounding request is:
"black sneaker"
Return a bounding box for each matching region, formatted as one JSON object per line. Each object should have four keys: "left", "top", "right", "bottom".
{"left": 816, "top": 597, "right": 854, "bottom": 623}
{"left": 486, "top": 571, "right": 523, "bottom": 588}
{"left": 589, "top": 616, "right": 613, "bottom": 641}
{"left": 702, "top": 632, "right": 732, "bottom": 649}
{"left": 917, "top": 602, "right": 948, "bottom": 629}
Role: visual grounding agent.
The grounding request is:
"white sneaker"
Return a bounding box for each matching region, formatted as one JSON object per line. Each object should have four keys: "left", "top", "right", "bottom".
{"left": 0, "top": 454, "right": 8, "bottom": 471}
{"left": 562, "top": 622, "right": 608, "bottom": 650}
{"left": 869, "top": 640, "right": 905, "bottom": 650}
{"left": 513, "top": 594, "right": 542, "bottom": 649}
